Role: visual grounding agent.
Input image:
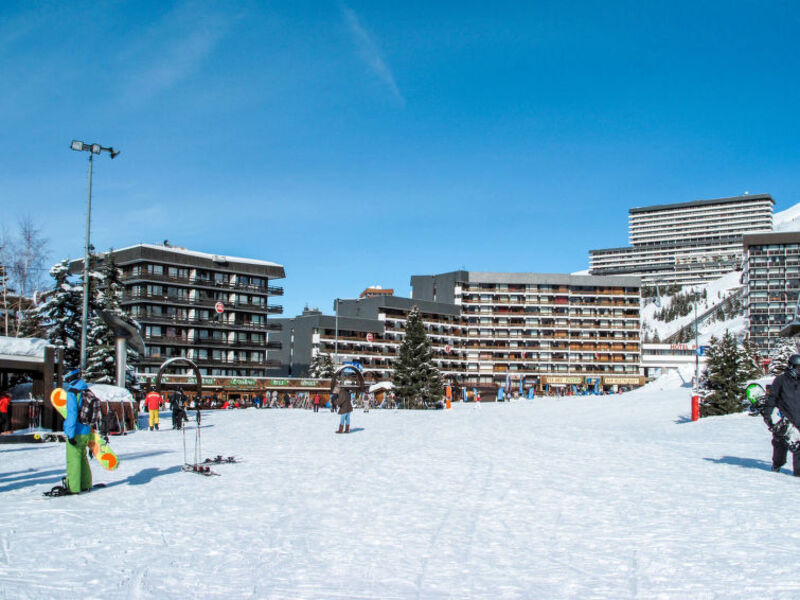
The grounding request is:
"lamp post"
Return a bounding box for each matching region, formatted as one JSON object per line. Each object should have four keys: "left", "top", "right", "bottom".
{"left": 70, "top": 140, "right": 120, "bottom": 371}
{"left": 334, "top": 298, "right": 339, "bottom": 367}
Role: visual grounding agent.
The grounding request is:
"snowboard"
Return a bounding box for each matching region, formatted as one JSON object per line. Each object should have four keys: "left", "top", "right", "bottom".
{"left": 745, "top": 383, "right": 800, "bottom": 450}
{"left": 50, "top": 388, "right": 119, "bottom": 471}
{"left": 43, "top": 483, "right": 106, "bottom": 497}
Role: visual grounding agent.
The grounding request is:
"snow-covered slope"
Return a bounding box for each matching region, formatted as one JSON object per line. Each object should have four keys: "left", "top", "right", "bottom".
{"left": 641, "top": 270, "right": 746, "bottom": 342}
{"left": 773, "top": 201, "right": 800, "bottom": 232}
{"left": 1, "top": 394, "right": 798, "bottom": 599}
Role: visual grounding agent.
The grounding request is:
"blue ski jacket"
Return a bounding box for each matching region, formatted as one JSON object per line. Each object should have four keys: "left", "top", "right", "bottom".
{"left": 64, "top": 379, "right": 92, "bottom": 438}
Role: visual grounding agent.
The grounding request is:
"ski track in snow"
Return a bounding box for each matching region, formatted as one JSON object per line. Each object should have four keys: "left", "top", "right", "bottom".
{"left": 2, "top": 392, "right": 800, "bottom": 599}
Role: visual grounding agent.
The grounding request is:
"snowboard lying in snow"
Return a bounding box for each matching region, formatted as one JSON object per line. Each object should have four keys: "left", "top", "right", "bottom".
{"left": 50, "top": 388, "right": 119, "bottom": 471}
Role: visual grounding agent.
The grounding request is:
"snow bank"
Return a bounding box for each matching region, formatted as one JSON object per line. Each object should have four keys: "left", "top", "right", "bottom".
{"left": 773, "top": 201, "right": 800, "bottom": 232}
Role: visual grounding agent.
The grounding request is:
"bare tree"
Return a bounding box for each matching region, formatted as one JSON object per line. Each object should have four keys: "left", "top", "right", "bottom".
{"left": 5, "top": 217, "right": 49, "bottom": 336}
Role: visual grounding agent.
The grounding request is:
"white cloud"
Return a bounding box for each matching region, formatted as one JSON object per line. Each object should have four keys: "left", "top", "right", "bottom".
{"left": 341, "top": 4, "right": 404, "bottom": 104}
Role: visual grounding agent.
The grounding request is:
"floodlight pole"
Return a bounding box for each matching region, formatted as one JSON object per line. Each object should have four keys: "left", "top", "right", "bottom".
{"left": 71, "top": 140, "right": 119, "bottom": 372}
{"left": 80, "top": 153, "right": 94, "bottom": 371}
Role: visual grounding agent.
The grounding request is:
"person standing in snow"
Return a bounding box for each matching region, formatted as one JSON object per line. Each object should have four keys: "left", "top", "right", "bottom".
{"left": 171, "top": 387, "right": 187, "bottom": 430}
{"left": 312, "top": 393, "right": 321, "bottom": 413}
{"left": 0, "top": 390, "right": 10, "bottom": 434}
{"left": 62, "top": 370, "right": 93, "bottom": 494}
{"left": 333, "top": 389, "right": 353, "bottom": 433}
{"left": 762, "top": 355, "right": 800, "bottom": 475}
{"left": 145, "top": 387, "right": 162, "bottom": 431}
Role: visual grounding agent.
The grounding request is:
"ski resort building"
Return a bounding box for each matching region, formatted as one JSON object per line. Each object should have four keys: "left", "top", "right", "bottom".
{"left": 269, "top": 297, "right": 466, "bottom": 382}
{"left": 69, "top": 243, "right": 285, "bottom": 377}
{"left": 410, "top": 271, "right": 644, "bottom": 391}
{"left": 590, "top": 193, "right": 775, "bottom": 286}
{"left": 742, "top": 231, "right": 800, "bottom": 355}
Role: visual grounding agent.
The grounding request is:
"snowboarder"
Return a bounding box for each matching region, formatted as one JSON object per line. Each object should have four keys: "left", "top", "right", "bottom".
{"left": 144, "top": 387, "right": 162, "bottom": 431}
{"left": 62, "top": 369, "right": 93, "bottom": 494}
{"left": 761, "top": 354, "right": 800, "bottom": 475}
{"left": 334, "top": 390, "right": 353, "bottom": 434}
{"left": 0, "top": 389, "right": 10, "bottom": 434}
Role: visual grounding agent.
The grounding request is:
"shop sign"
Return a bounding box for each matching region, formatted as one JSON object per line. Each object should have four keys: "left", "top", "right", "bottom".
{"left": 230, "top": 378, "right": 258, "bottom": 387}
{"left": 603, "top": 376, "right": 642, "bottom": 385}
{"left": 268, "top": 379, "right": 290, "bottom": 387}
{"left": 299, "top": 379, "right": 318, "bottom": 387}
{"left": 543, "top": 376, "right": 583, "bottom": 385}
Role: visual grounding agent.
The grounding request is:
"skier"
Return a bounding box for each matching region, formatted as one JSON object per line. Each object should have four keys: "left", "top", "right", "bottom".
{"left": 335, "top": 389, "right": 353, "bottom": 434}
{"left": 144, "top": 387, "right": 162, "bottom": 431}
{"left": 171, "top": 387, "right": 187, "bottom": 430}
{"left": 0, "top": 389, "right": 10, "bottom": 434}
{"left": 62, "top": 369, "right": 93, "bottom": 494}
{"left": 761, "top": 354, "right": 800, "bottom": 475}
{"left": 312, "top": 393, "right": 321, "bottom": 413}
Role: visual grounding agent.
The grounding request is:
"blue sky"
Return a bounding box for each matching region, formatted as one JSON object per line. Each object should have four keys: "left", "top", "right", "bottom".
{"left": 3, "top": 1, "right": 800, "bottom": 317}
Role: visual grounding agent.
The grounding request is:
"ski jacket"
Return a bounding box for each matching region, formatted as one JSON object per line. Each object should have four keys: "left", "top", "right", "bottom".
{"left": 64, "top": 380, "right": 92, "bottom": 439}
{"left": 145, "top": 392, "right": 162, "bottom": 411}
{"left": 171, "top": 393, "right": 185, "bottom": 412}
{"left": 336, "top": 394, "right": 353, "bottom": 415}
{"left": 0, "top": 395, "right": 9, "bottom": 413}
{"left": 765, "top": 373, "right": 800, "bottom": 428}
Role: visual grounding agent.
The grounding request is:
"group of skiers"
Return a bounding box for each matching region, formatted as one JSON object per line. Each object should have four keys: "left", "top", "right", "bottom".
{"left": 142, "top": 387, "right": 189, "bottom": 431}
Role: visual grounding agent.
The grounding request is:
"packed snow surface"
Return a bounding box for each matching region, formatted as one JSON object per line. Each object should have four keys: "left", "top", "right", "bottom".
{"left": 2, "top": 387, "right": 799, "bottom": 599}
{"left": 0, "top": 335, "right": 49, "bottom": 358}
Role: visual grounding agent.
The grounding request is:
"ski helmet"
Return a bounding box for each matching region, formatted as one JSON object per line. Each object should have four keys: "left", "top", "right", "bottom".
{"left": 64, "top": 368, "right": 81, "bottom": 384}
{"left": 790, "top": 354, "right": 800, "bottom": 369}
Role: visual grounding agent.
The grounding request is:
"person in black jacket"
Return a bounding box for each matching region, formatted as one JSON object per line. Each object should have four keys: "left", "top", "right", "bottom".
{"left": 762, "top": 354, "right": 800, "bottom": 475}
{"left": 171, "top": 387, "right": 188, "bottom": 430}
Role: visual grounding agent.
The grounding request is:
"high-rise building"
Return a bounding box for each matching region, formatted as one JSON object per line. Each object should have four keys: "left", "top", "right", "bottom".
{"left": 742, "top": 231, "right": 800, "bottom": 355}
{"left": 71, "top": 243, "right": 285, "bottom": 377}
{"left": 590, "top": 194, "right": 774, "bottom": 286}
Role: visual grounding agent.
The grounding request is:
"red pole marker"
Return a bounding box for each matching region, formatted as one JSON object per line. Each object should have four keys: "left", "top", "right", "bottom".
{"left": 691, "top": 395, "right": 700, "bottom": 421}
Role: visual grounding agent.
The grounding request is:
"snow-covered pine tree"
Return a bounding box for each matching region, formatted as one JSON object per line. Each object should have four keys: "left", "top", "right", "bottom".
{"left": 16, "top": 292, "right": 48, "bottom": 339}
{"left": 308, "top": 351, "right": 335, "bottom": 378}
{"left": 29, "top": 260, "right": 83, "bottom": 368}
{"left": 769, "top": 338, "right": 800, "bottom": 375}
{"left": 738, "top": 336, "right": 764, "bottom": 381}
{"left": 391, "top": 306, "right": 442, "bottom": 409}
{"left": 85, "top": 252, "right": 141, "bottom": 385}
{"left": 700, "top": 330, "right": 750, "bottom": 417}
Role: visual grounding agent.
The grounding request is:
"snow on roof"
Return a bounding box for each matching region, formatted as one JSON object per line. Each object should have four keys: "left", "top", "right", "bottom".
{"left": 116, "top": 243, "right": 284, "bottom": 269}
{"left": 0, "top": 336, "right": 50, "bottom": 358}
{"left": 89, "top": 383, "right": 134, "bottom": 403}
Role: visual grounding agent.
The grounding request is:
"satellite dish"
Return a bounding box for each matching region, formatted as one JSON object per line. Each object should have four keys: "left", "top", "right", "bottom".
{"left": 95, "top": 309, "right": 146, "bottom": 355}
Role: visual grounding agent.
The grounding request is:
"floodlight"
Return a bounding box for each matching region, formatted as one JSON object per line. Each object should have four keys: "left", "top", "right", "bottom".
{"left": 109, "top": 148, "right": 120, "bottom": 159}
{"left": 71, "top": 140, "right": 85, "bottom": 151}
{"left": 91, "top": 144, "right": 101, "bottom": 154}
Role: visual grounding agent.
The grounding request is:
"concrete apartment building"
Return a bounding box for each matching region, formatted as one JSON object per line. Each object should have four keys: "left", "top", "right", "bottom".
{"left": 410, "top": 271, "right": 643, "bottom": 390}
{"left": 742, "top": 231, "right": 800, "bottom": 356}
{"left": 590, "top": 194, "right": 774, "bottom": 286}
{"left": 71, "top": 243, "right": 285, "bottom": 377}
{"left": 270, "top": 296, "right": 466, "bottom": 382}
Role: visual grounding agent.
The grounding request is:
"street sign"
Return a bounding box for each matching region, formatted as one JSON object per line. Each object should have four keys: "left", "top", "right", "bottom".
{"left": 366, "top": 333, "right": 374, "bottom": 343}
{"left": 697, "top": 345, "right": 709, "bottom": 356}
{"left": 214, "top": 302, "right": 225, "bottom": 314}
{"left": 444, "top": 345, "right": 451, "bottom": 354}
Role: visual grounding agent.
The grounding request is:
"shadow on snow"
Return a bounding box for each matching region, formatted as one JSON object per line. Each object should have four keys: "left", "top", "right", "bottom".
{"left": 704, "top": 456, "right": 774, "bottom": 472}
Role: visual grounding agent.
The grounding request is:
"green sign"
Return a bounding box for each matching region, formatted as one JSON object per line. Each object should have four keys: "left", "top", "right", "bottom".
{"left": 300, "top": 379, "right": 317, "bottom": 387}
{"left": 230, "top": 378, "right": 258, "bottom": 387}
{"left": 268, "top": 379, "right": 290, "bottom": 387}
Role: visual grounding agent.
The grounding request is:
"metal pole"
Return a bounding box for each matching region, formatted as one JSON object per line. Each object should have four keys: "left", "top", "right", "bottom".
{"left": 115, "top": 337, "right": 127, "bottom": 388}
{"left": 694, "top": 300, "right": 699, "bottom": 387}
{"left": 80, "top": 153, "right": 94, "bottom": 371}
{"left": 335, "top": 298, "right": 339, "bottom": 367}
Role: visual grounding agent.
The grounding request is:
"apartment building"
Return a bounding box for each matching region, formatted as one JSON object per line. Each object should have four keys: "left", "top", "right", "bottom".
{"left": 269, "top": 296, "right": 466, "bottom": 381}
{"left": 71, "top": 243, "right": 285, "bottom": 377}
{"left": 742, "top": 231, "right": 800, "bottom": 355}
{"left": 410, "top": 271, "right": 643, "bottom": 390}
{"left": 590, "top": 194, "right": 774, "bottom": 286}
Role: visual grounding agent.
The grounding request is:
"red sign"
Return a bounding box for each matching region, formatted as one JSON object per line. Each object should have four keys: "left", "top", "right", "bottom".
{"left": 214, "top": 302, "right": 225, "bottom": 314}
{"left": 444, "top": 345, "right": 451, "bottom": 354}
{"left": 366, "top": 333, "right": 374, "bottom": 343}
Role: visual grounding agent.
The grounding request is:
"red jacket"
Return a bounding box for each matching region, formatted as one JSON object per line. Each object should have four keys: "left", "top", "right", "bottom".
{"left": 145, "top": 392, "right": 162, "bottom": 411}
{"left": 0, "top": 395, "right": 9, "bottom": 413}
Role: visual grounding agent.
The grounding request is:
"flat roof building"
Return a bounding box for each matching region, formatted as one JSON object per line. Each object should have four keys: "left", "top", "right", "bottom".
{"left": 70, "top": 243, "right": 285, "bottom": 377}
{"left": 742, "top": 231, "right": 800, "bottom": 356}
{"left": 590, "top": 194, "right": 774, "bottom": 286}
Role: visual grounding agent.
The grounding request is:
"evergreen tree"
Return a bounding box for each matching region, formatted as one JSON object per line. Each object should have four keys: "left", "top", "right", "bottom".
{"left": 85, "top": 252, "right": 141, "bottom": 385}
{"left": 738, "top": 337, "right": 764, "bottom": 381}
{"left": 29, "top": 260, "right": 83, "bottom": 369}
{"left": 700, "top": 330, "right": 751, "bottom": 417}
{"left": 770, "top": 338, "right": 800, "bottom": 375}
{"left": 308, "top": 351, "right": 335, "bottom": 378}
{"left": 391, "top": 306, "right": 443, "bottom": 409}
{"left": 16, "top": 292, "right": 48, "bottom": 339}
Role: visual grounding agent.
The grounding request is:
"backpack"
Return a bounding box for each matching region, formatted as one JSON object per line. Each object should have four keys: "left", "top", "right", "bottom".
{"left": 77, "top": 389, "right": 100, "bottom": 426}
